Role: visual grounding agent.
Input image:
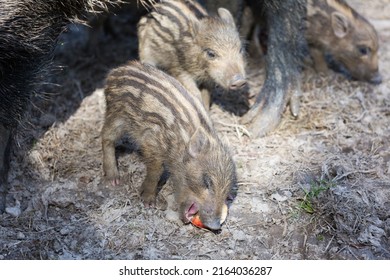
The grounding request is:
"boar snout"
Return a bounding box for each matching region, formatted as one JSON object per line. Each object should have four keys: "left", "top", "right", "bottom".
{"left": 369, "top": 72, "right": 382, "bottom": 85}
{"left": 201, "top": 207, "right": 222, "bottom": 230}
{"left": 229, "top": 74, "right": 246, "bottom": 90}
{"left": 202, "top": 217, "right": 222, "bottom": 231}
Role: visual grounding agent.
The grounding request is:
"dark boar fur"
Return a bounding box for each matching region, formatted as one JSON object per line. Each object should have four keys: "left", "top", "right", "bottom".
{"left": 137, "top": 0, "right": 247, "bottom": 108}
{"left": 306, "top": 0, "right": 381, "bottom": 84}
{"left": 102, "top": 61, "right": 238, "bottom": 230}
{"left": 239, "top": 0, "right": 306, "bottom": 137}
{"left": 0, "top": 0, "right": 149, "bottom": 212}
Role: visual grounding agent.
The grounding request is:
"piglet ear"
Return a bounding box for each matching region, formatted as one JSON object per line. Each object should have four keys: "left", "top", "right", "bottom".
{"left": 188, "top": 127, "right": 209, "bottom": 158}
{"left": 218, "top": 7, "right": 236, "bottom": 27}
{"left": 331, "top": 11, "right": 350, "bottom": 38}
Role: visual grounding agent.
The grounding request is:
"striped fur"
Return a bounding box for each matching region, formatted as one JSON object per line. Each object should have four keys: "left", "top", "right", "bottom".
{"left": 102, "top": 61, "right": 237, "bottom": 230}
{"left": 306, "top": 0, "right": 381, "bottom": 84}
{"left": 137, "top": 0, "right": 246, "bottom": 107}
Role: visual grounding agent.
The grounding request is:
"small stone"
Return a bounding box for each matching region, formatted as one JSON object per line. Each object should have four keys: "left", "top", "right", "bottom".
{"left": 271, "top": 192, "right": 288, "bottom": 202}
{"left": 6, "top": 202, "right": 21, "bottom": 217}
{"left": 60, "top": 228, "right": 70, "bottom": 236}
{"left": 232, "top": 230, "right": 246, "bottom": 241}
{"left": 17, "top": 232, "right": 26, "bottom": 240}
{"left": 329, "top": 247, "right": 339, "bottom": 254}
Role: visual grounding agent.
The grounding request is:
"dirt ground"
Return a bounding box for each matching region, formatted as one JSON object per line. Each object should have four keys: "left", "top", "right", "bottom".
{"left": 1, "top": 0, "right": 389, "bottom": 260}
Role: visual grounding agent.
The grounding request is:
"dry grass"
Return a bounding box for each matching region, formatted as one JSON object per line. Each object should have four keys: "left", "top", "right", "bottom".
{"left": 0, "top": 0, "right": 389, "bottom": 260}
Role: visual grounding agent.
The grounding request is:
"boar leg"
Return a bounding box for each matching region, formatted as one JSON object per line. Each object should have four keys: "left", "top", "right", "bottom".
{"left": 0, "top": 124, "right": 11, "bottom": 213}
{"left": 241, "top": 0, "right": 305, "bottom": 137}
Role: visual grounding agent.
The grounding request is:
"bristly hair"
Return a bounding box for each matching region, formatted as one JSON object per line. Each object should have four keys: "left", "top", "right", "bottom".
{"left": 0, "top": 0, "right": 153, "bottom": 128}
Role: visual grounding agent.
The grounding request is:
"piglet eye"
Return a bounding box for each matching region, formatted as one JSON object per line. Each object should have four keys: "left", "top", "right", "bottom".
{"left": 205, "top": 48, "right": 217, "bottom": 59}
{"left": 358, "top": 46, "right": 370, "bottom": 56}
{"left": 203, "top": 174, "right": 212, "bottom": 189}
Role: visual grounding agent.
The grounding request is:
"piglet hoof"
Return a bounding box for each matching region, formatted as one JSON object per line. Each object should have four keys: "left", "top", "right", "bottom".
{"left": 104, "top": 176, "right": 120, "bottom": 187}
{"left": 112, "top": 178, "right": 121, "bottom": 186}
{"left": 141, "top": 192, "right": 156, "bottom": 208}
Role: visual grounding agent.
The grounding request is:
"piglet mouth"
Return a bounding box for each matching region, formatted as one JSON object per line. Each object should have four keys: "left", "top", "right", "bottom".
{"left": 185, "top": 203, "right": 210, "bottom": 230}
{"left": 184, "top": 202, "right": 199, "bottom": 223}
{"left": 185, "top": 203, "right": 227, "bottom": 234}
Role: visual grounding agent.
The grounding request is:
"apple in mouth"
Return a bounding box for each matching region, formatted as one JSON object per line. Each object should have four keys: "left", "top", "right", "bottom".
{"left": 185, "top": 202, "right": 229, "bottom": 230}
